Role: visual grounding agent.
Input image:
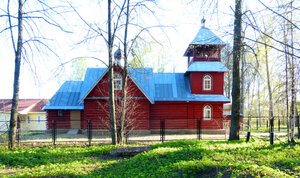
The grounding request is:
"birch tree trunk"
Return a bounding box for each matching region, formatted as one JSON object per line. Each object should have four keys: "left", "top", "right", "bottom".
{"left": 8, "top": 0, "right": 23, "bottom": 149}
{"left": 289, "top": 0, "right": 296, "bottom": 143}
{"left": 229, "top": 0, "right": 242, "bottom": 140}
{"left": 118, "top": 0, "right": 130, "bottom": 145}
{"left": 283, "top": 20, "right": 290, "bottom": 141}
{"left": 108, "top": 0, "right": 117, "bottom": 145}
{"left": 264, "top": 43, "right": 274, "bottom": 134}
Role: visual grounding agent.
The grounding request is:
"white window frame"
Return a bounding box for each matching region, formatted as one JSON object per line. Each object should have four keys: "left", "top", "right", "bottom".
{"left": 203, "top": 105, "right": 212, "bottom": 120}
{"left": 113, "top": 73, "right": 122, "bottom": 90}
{"left": 203, "top": 75, "right": 212, "bottom": 91}
{"left": 26, "top": 115, "right": 31, "bottom": 124}
{"left": 37, "top": 115, "right": 41, "bottom": 124}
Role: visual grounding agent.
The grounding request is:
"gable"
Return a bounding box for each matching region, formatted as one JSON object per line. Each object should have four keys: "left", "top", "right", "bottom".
{"left": 87, "top": 71, "right": 145, "bottom": 98}
{"left": 80, "top": 67, "right": 154, "bottom": 103}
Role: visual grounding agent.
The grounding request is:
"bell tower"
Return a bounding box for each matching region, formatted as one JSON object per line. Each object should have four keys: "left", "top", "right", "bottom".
{"left": 184, "top": 18, "right": 226, "bottom": 67}
{"left": 184, "top": 18, "right": 229, "bottom": 95}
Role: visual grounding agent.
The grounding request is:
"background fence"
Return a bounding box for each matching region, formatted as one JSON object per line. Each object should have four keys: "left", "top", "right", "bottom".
{"left": 0, "top": 116, "right": 299, "bottom": 147}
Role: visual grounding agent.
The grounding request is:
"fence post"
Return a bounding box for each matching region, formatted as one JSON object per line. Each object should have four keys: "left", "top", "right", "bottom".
{"left": 278, "top": 117, "right": 280, "bottom": 132}
{"left": 17, "top": 117, "right": 20, "bottom": 147}
{"left": 197, "top": 119, "right": 201, "bottom": 140}
{"left": 87, "top": 120, "right": 92, "bottom": 146}
{"left": 52, "top": 121, "right": 56, "bottom": 147}
{"left": 160, "top": 119, "right": 165, "bottom": 143}
{"left": 270, "top": 132, "right": 274, "bottom": 145}
{"left": 270, "top": 117, "right": 274, "bottom": 133}
{"left": 246, "top": 131, "right": 251, "bottom": 142}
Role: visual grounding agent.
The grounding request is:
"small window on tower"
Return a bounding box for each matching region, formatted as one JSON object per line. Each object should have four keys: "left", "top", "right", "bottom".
{"left": 203, "top": 105, "right": 212, "bottom": 120}
{"left": 113, "top": 73, "right": 122, "bottom": 90}
{"left": 203, "top": 75, "right": 212, "bottom": 90}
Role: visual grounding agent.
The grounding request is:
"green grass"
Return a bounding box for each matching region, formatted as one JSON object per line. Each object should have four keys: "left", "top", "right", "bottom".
{"left": 0, "top": 139, "right": 299, "bottom": 177}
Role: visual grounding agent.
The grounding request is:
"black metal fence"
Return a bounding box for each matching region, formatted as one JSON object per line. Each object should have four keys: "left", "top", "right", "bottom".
{"left": 0, "top": 116, "right": 299, "bottom": 147}
{"left": 242, "top": 116, "right": 300, "bottom": 133}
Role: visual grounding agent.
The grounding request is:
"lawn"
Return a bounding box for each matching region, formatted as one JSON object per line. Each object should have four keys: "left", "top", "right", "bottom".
{"left": 0, "top": 139, "right": 299, "bottom": 177}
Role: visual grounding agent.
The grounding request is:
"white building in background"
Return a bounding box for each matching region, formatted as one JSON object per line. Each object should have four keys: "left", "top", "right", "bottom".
{"left": 0, "top": 99, "right": 48, "bottom": 132}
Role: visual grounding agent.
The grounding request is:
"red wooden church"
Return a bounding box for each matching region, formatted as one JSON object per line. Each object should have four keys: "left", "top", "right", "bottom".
{"left": 44, "top": 20, "right": 230, "bottom": 134}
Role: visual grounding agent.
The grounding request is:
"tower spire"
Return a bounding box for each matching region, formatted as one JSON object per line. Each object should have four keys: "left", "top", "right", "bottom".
{"left": 201, "top": 17, "right": 206, "bottom": 28}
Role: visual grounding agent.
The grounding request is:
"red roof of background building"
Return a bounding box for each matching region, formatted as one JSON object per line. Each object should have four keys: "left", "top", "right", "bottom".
{"left": 0, "top": 99, "right": 49, "bottom": 112}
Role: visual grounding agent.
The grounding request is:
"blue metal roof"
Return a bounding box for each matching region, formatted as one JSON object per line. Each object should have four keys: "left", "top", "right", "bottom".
{"left": 46, "top": 66, "right": 230, "bottom": 110}
{"left": 128, "top": 68, "right": 154, "bottom": 103}
{"left": 191, "top": 27, "right": 225, "bottom": 45}
{"left": 187, "top": 62, "right": 229, "bottom": 72}
{"left": 153, "top": 73, "right": 230, "bottom": 102}
{"left": 43, "top": 81, "right": 84, "bottom": 110}
{"left": 78, "top": 68, "right": 107, "bottom": 103}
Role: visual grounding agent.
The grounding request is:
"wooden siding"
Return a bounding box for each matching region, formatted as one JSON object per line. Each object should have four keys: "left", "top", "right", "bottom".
{"left": 149, "top": 102, "right": 224, "bottom": 130}
{"left": 47, "top": 110, "right": 71, "bottom": 129}
{"left": 83, "top": 66, "right": 151, "bottom": 130}
{"left": 83, "top": 98, "right": 150, "bottom": 130}
{"left": 190, "top": 72, "right": 224, "bottom": 95}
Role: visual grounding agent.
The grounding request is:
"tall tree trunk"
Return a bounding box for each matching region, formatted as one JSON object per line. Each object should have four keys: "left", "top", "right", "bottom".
{"left": 283, "top": 21, "right": 290, "bottom": 141}
{"left": 240, "top": 45, "right": 245, "bottom": 118}
{"left": 229, "top": 0, "right": 242, "bottom": 140}
{"left": 108, "top": 0, "right": 117, "bottom": 145}
{"left": 8, "top": 0, "right": 23, "bottom": 149}
{"left": 118, "top": 0, "right": 130, "bottom": 145}
{"left": 289, "top": 0, "right": 296, "bottom": 143}
{"left": 257, "top": 76, "right": 261, "bottom": 127}
{"left": 264, "top": 43, "right": 274, "bottom": 133}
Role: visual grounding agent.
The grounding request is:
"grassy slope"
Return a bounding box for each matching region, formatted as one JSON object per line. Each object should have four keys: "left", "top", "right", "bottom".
{"left": 95, "top": 139, "right": 300, "bottom": 177}
{"left": 0, "top": 139, "right": 299, "bottom": 177}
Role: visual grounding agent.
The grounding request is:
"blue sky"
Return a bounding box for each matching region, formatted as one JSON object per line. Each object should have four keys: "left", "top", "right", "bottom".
{"left": 0, "top": 0, "right": 267, "bottom": 99}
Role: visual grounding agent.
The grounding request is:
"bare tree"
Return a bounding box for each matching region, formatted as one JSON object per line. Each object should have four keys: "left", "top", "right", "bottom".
{"left": 7, "top": 0, "right": 23, "bottom": 149}
{"left": 69, "top": 0, "right": 163, "bottom": 144}
{"left": 264, "top": 39, "right": 275, "bottom": 137}
{"left": 93, "top": 78, "right": 147, "bottom": 143}
{"left": 107, "top": 0, "right": 117, "bottom": 145}
{"left": 288, "top": 0, "right": 296, "bottom": 143}
{"left": 2, "top": 0, "right": 70, "bottom": 148}
{"left": 118, "top": 0, "right": 130, "bottom": 144}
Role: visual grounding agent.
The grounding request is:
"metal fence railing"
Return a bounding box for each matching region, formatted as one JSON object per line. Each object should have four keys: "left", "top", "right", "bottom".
{"left": 0, "top": 116, "right": 299, "bottom": 147}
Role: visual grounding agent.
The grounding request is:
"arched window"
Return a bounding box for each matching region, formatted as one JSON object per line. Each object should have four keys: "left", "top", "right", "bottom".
{"left": 203, "top": 75, "right": 212, "bottom": 90}
{"left": 203, "top": 105, "right": 212, "bottom": 120}
{"left": 113, "top": 73, "right": 122, "bottom": 90}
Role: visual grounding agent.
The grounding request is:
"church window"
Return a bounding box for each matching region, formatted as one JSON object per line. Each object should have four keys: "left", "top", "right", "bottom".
{"left": 203, "top": 105, "right": 212, "bottom": 120}
{"left": 203, "top": 75, "right": 212, "bottom": 90}
{"left": 113, "top": 73, "right": 122, "bottom": 90}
